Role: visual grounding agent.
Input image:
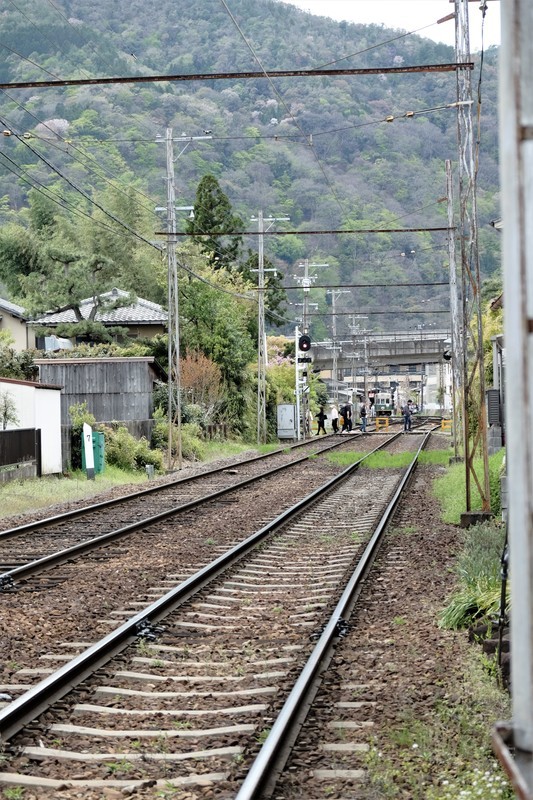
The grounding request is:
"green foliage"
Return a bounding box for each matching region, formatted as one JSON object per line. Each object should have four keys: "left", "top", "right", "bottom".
{"left": 38, "top": 341, "right": 152, "bottom": 359}
{"left": 433, "top": 449, "right": 505, "bottom": 523}
{"left": 186, "top": 174, "right": 243, "bottom": 269}
{"left": 440, "top": 520, "right": 509, "bottom": 629}
{"left": 0, "top": 344, "right": 37, "bottom": 381}
{"left": 102, "top": 424, "right": 163, "bottom": 472}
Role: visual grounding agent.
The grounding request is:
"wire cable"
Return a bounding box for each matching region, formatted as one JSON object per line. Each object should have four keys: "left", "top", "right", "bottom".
{"left": 218, "top": 0, "right": 349, "bottom": 218}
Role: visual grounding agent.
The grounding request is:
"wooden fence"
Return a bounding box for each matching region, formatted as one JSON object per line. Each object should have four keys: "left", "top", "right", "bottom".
{"left": 0, "top": 428, "right": 41, "bottom": 483}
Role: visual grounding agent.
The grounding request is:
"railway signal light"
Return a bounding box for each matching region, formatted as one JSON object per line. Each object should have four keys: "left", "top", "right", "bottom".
{"left": 443, "top": 349, "right": 452, "bottom": 361}
{"left": 298, "top": 334, "right": 311, "bottom": 351}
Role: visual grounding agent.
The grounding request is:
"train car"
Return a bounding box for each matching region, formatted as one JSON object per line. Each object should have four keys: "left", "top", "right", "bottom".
{"left": 373, "top": 390, "right": 395, "bottom": 416}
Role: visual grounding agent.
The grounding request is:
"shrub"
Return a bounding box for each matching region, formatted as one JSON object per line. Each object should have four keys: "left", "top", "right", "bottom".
{"left": 181, "top": 423, "right": 206, "bottom": 461}
{"left": 134, "top": 436, "right": 164, "bottom": 472}
{"left": 103, "top": 425, "right": 137, "bottom": 471}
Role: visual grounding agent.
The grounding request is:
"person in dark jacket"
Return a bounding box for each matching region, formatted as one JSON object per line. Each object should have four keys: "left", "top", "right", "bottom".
{"left": 316, "top": 406, "right": 327, "bottom": 435}
{"left": 402, "top": 399, "right": 413, "bottom": 431}
{"left": 359, "top": 402, "right": 367, "bottom": 433}
{"left": 340, "top": 404, "right": 352, "bottom": 433}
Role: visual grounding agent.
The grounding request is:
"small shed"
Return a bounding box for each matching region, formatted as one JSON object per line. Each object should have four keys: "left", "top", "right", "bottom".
{"left": 33, "top": 357, "right": 166, "bottom": 468}
{"left": 0, "top": 376, "right": 62, "bottom": 476}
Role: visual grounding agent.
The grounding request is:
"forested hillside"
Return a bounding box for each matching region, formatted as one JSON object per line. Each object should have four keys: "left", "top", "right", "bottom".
{"left": 0, "top": 0, "right": 500, "bottom": 339}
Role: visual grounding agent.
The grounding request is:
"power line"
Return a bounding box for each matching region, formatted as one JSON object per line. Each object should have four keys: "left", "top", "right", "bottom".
{"left": 0, "top": 62, "right": 474, "bottom": 91}
{"left": 281, "top": 281, "right": 449, "bottom": 290}
{"left": 159, "top": 226, "right": 450, "bottom": 237}
{"left": 1, "top": 123, "right": 162, "bottom": 252}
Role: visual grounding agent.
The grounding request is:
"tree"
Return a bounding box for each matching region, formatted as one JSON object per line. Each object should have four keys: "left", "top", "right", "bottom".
{"left": 186, "top": 175, "right": 243, "bottom": 269}
{"left": 0, "top": 390, "right": 19, "bottom": 430}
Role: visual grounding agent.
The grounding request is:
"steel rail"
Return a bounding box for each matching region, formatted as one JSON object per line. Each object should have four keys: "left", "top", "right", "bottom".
{"left": 0, "top": 433, "right": 377, "bottom": 589}
{"left": 235, "top": 428, "right": 435, "bottom": 800}
{"left": 0, "top": 432, "right": 400, "bottom": 742}
{"left": 0, "top": 433, "right": 342, "bottom": 542}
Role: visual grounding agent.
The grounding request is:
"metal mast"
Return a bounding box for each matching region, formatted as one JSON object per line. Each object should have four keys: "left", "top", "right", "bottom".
{"left": 454, "top": 0, "right": 490, "bottom": 515}
{"left": 256, "top": 210, "right": 267, "bottom": 445}
{"left": 446, "top": 158, "right": 463, "bottom": 461}
{"left": 493, "top": 0, "right": 533, "bottom": 791}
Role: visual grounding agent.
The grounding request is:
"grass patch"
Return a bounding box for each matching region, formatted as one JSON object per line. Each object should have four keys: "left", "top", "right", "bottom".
{"left": 365, "top": 651, "right": 512, "bottom": 799}
{"left": 0, "top": 465, "right": 147, "bottom": 520}
{"left": 202, "top": 440, "right": 259, "bottom": 460}
{"left": 326, "top": 451, "right": 366, "bottom": 467}
{"left": 433, "top": 449, "right": 505, "bottom": 523}
{"left": 440, "top": 519, "right": 508, "bottom": 630}
{"left": 418, "top": 449, "right": 454, "bottom": 466}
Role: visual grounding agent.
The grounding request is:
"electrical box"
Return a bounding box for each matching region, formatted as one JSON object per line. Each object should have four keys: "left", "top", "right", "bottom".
{"left": 277, "top": 404, "right": 297, "bottom": 439}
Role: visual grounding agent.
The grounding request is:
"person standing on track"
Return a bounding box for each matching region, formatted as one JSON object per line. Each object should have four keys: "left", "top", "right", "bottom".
{"left": 359, "top": 401, "right": 367, "bottom": 433}
{"left": 402, "top": 399, "right": 413, "bottom": 432}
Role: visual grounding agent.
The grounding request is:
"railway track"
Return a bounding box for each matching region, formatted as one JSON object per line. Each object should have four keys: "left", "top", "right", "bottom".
{"left": 0, "top": 424, "right": 437, "bottom": 797}
{"left": 0, "top": 431, "right": 369, "bottom": 588}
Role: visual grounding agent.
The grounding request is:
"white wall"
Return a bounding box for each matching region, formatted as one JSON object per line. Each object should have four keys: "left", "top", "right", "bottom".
{"left": 0, "top": 380, "right": 62, "bottom": 474}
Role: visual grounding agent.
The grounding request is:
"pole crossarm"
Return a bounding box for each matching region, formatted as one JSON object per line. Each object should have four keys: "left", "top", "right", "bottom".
{"left": 0, "top": 63, "right": 474, "bottom": 91}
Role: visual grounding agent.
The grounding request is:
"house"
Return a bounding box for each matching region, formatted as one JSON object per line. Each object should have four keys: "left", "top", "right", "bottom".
{"left": 29, "top": 289, "right": 167, "bottom": 347}
{"left": 0, "top": 298, "right": 34, "bottom": 351}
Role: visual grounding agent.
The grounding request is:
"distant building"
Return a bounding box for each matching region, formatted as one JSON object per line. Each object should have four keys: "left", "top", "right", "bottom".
{"left": 29, "top": 288, "right": 167, "bottom": 347}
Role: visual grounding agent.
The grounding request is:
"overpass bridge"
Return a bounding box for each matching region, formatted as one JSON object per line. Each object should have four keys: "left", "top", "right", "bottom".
{"left": 311, "top": 329, "right": 451, "bottom": 373}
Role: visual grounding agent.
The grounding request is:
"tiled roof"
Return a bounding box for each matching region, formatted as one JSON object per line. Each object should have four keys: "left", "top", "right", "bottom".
{"left": 31, "top": 289, "right": 167, "bottom": 325}
{"left": 0, "top": 298, "right": 27, "bottom": 319}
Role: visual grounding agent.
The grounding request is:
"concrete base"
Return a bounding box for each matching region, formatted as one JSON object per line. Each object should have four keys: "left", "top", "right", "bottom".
{"left": 460, "top": 511, "right": 494, "bottom": 528}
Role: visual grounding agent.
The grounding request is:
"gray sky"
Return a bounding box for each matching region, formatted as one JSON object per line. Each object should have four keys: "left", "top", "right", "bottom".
{"left": 279, "top": 1, "right": 501, "bottom": 51}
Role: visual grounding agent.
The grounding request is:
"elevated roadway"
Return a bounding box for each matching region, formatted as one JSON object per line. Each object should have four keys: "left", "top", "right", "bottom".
{"left": 311, "top": 329, "right": 450, "bottom": 372}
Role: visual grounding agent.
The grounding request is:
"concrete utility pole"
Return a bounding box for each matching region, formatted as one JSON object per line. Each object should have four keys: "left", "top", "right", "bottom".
{"left": 454, "top": 0, "right": 491, "bottom": 518}
{"left": 445, "top": 158, "right": 464, "bottom": 461}
{"left": 156, "top": 130, "right": 212, "bottom": 470}
{"left": 164, "top": 128, "right": 182, "bottom": 471}
{"left": 251, "top": 212, "right": 289, "bottom": 444}
{"left": 494, "top": 0, "right": 533, "bottom": 792}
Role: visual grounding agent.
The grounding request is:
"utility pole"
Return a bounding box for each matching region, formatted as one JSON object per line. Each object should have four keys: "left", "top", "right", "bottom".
{"left": 294, "top": 259, "right": 328, "bottom": 437}
{"left": 327, "top": 289, "right": 350, "bottom": 404}
{"left": 446, "top": 158, "right": 463, "bottom": 461}
{"left": 164, "top": 127, "right": 182, "bottom": 471}
{"left": 156, "top": 130, "right": 212, "bottom": 470}
{"left": 454, "top": 0, "right": 491, "bottom": 517}
{"left": 251, "top": 211, "right": 289, "bottom": 444}
{"left": 494, "top": 0, "right": 533, "bottom": 791}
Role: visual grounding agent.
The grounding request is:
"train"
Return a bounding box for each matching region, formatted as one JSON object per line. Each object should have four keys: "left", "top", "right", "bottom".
{"left": 372, "top": 390, "right": 395, "bottom": 417}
